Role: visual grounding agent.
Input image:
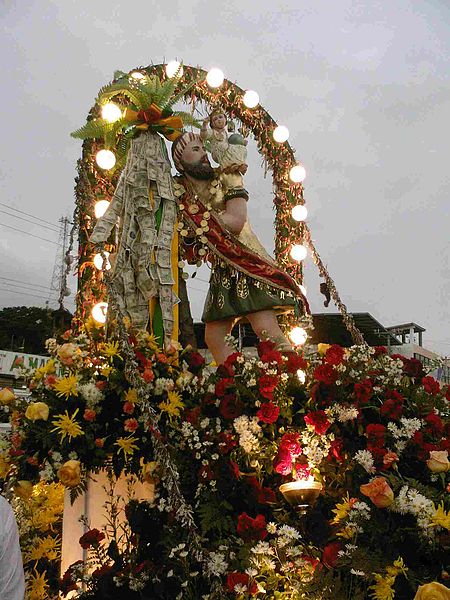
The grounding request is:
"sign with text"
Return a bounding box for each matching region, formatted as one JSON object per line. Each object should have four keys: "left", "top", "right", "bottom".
{"left": 0, "top": 350, "right": 51, "bottom": 377}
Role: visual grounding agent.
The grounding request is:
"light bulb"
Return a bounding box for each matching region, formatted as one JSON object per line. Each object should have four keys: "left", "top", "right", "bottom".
{"left": 290, "top": 244, "right": 308, "bottom": 262}
{"left": 297, "top": 369, "right": 306, "bottom": 384}
{"left": 289, "top": 326, "right": 308, "bottom": 346}
{"left": 101, "top": 103, "right": 122, "bottom": 123}
{"left": 96, "top": 149, "right": 116, "bottom": 170}
{"left": 289, "top": 164, "right": 306, "bottom": 183}
{"left": 165, "top": 61, "right": 183, "bottom": 78}
{"left": 93, "top": 251, "right": 111, "bottom": 271}
{"left": 130, "top": 71, "right": 145, "bottom": 80}
{"left": 243, "top": 90, "right": 259, "bottom": 108}
{"left": 92, "top": 302, "right": 108, "bottom": 324}
{"left": 273, "top": 125, "right": 289, "bottom": 143}
{"left": 291, "top": 204, "right": 308, "bottom": 222}
{"left": 206, "top": 68, "right": 224, "bottom": 88}
{"left": 94, "top": 199, "right": 110, "bottom": 219}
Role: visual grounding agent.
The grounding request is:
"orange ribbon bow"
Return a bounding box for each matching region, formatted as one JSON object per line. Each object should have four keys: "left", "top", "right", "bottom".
{"left": 124, "top": 104, "right": 183, "bottom": 141}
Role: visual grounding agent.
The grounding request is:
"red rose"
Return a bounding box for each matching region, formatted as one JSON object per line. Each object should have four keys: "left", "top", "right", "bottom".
{"left": 294, "top": 462, "right": 312, "bottom": 480}
{"left": 425, "top": 412, "right": 444, "bottom": 434}
{"left": 236, "top": 512, "right": 268, "bottom": 542}
{"left": 260, "top": 348, "right": 283, "bottom": 366}
{"left": 314, "top": 363, "right": 338, "bottom": 385}
{"left": 226, "top": 572, "right": 257, "bottom": 595}
{"left": 79, "top": 528, "right": 105, "bottom": 549}
{"left": 184, "top": 406, "right": 201, "bottom": 425}
{"left": 402, "top": 357, "right": 425, "bottom": 379}
{"left": 229, "top": 460, "right": 241, "bottom": 479}
{"left": 311, "top": 382, "right": 336, "bottom": 408}
{"left": 322, "top": 541, "right": 341, "bottom": 568}
{"left": 273, "top": 445, "right": 293, "bottom": 475}
{"left": 422, "top": 376, "right": 440, "bottom": 396}
{"left": 354, "top": 379, "right": 373, "bottom": 404}
{"left": 324, "top": 345, "right": 345, "bottom": 366}
{"left": 304, "top": 410, "right": 331, "bottom": 435}
{"left": 247, "top": 477, "right": 277, "bottom": 504}
{"left": 259, "top": 374, "right": 279, "bottom": 400}
{"left": 217, "top": 432, "right": 237, "bottom": 454}
{"left": 95, "top": 380, "right": 107, "bottom": 391}
{"left": 380, "top": 398, "right": 403, "bottom": 420}
{"left": 284, "top": 351, "right": 308, "bottom": 374}
{"left": 224, "top": 352, "right": 242, "bottom": 368}
{"left": 366, "top": 424, "right": 386, "bottom": 449}
{"left": 186, "top": 351, "right": 205, "bottom": 371}
{"left": 328, "top": 438, "right": 345, "bottom": 462}
{"left": 279, "top": 432, "right": 302, "bottom": 457}
{"left": 142, "top": 368, "right": 154, "bottom": 383}
{"left": 219, "top": 394, "right": 244, "bottom": 420}
{"left": 257, "top": 402, "right": 280, "bottom": 424}
{"left": 215, "top": 377, "right": 235, "bottom": 398}
{"left": 374, "top": 346, "right": 388, "bottom": 356}
{"left": 258, "top": 339, "right": 277, "bottom": 357}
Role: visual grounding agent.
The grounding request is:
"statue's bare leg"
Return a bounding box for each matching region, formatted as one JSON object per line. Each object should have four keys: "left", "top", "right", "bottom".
{"left": 205, "top": 318, "right": 235, "bottom": 364}
{"left": 247, "top": 310, "right": 291, "bottom": 351}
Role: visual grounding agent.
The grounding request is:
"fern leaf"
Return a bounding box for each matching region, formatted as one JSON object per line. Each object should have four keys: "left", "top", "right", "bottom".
{"left": 71, "top": 119, "right": 109, "bottom": 140}
{"left": 154, "top": 75, "right": 178, "bottom": 110}
{"left": 163, "top": 77, "right": 201, "bottom": 111}
{"left": 172, "top": 111, "right": 202, "bottom": 128}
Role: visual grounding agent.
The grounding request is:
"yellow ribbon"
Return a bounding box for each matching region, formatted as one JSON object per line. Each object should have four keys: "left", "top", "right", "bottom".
{"left": 124, "top": 107, "right": 183, "bottom": 141}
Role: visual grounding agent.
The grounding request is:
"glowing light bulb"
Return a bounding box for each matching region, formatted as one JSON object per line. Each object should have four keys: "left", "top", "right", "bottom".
{"left": 290, "top": 244, "right": 308, "bottom": 262}
{"left": 93, "top": 251, "right": 111, "bottom": 271}
{"left": 165, "top": 61, "right": 183, "bottom": 78}
{"left": 96, "top": 150, "right": 116, "bottom": 170}
{"left": 130, "top": 71, "right": 145, "bottom": 80}
{"left": 94, "top": 199, "right": 110, "bottom": 219}
{"left": 289, "top": 326, "right": 308, "bottom": 346}
{"left": 289, "top": 164, "right": 306, "bottom": 183}
{"left": 92, "top": 302, "right": 108, "bottom": 324}
{"left": 243, "top": 90, "right": 259, "bottom": 108}
{"left": 101, "top": 103, "right": 122, "bottom": 123}
{"left": 206, "top": 68, "right": 224, "bottom": 88}
{"left": 299, "top": 284, "right": 307, "bottom": 296}
{"left": 291, "top": 204, "right": 308, "bottom": 222}
{"left": 273, "top": 125, "right": 289, "bottom": 143}
{"left": 297, "top": 369, "right": 306, "bottom": 384}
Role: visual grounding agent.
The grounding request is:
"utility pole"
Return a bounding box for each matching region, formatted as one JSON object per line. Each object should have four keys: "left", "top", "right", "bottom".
{"left": 49, "top": 216, "right": 71, "bottom": 310}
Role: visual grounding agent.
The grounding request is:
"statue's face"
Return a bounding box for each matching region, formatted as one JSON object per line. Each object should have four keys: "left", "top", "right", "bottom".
{"left": 211, "top": 113, "right": 226, "bottom": 129}
{"left": 180, "top": 137, "right": 214, "bottom": 181}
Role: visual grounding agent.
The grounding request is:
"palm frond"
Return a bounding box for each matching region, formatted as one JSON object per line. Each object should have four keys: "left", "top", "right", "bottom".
{"left": 71, "top": 119, "right": 109, "bottom": 140}
{"left": 172, "top": 111, "right": 202, "bottom": 128}
{"left": 154, "top": 75, "right": 179, "bottom": 110}
{"left": 162, "top": 77, "right": 201, "bottom": 111}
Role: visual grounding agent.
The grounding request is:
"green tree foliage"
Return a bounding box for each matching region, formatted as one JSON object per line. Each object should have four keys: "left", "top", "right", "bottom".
{"left": 0, "top": 306, "right": 72, "bottom": 354}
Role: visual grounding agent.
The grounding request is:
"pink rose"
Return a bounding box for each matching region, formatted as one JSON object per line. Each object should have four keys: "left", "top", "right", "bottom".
{"left": 360, "top": 476, "right": 394, "bottom": 508}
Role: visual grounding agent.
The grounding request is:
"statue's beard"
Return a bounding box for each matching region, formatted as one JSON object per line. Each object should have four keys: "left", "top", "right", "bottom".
{"left": 181, "top": 159, "right": 215, "bottom": 181}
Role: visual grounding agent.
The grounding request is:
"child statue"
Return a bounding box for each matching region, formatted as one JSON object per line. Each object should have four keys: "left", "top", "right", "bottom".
{"left": 200, "top": 109, "right": 248, "bottom": 192}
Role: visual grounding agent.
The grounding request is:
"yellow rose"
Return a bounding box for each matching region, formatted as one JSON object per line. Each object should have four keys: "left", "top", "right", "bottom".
{"left": 414, "top": 582, "right": 450, "bottom": 600}
{"left": 57, "top": 460, "right": 81, "bottom": 488}
{"left": 427, "top": 451, "right": 450, "bottom": 473}
{"left": 317, "top": 343, "right": 331, "bottom": 356}
{"left": 14, "top": 480, "right": 34, "bottom": 500}
{"left": 0, "top": 387, "right": 16, "bottom": 405}
{"left": 25, "top": 402, "right": 50, "bottom": 422}
{"left": 57, "top": 343, "right": 79, "bottom": 366}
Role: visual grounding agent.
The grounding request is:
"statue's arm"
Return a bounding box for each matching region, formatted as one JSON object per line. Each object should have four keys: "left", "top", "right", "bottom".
{"left": 220, "top": 196, "right": 247, "bottom": 235}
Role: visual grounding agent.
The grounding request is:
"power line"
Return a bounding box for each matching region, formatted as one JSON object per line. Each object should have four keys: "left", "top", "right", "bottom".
{"left": 0, "top": 280, "right": 57, "bottom": 296}
{"left": 0, "top": 287, "right": 58, "bottom": 301}
{"left": 0, "top": 209, "right": 60, "bottom": 233}
{"left": 0, "top": 201, "right": 60, "bottom": 229}
{"left": 0, "top": 276, "right": 53, "bottom": 291}
{"left": 0, "top": 222, "right": 61, "bottom": 246}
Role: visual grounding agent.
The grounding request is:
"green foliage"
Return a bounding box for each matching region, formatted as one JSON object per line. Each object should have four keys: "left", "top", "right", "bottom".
{"left": 197, "top": 497, "right": 235, "bottom": 536}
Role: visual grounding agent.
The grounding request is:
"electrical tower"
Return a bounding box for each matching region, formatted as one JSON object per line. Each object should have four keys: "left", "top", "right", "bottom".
{"left": 49, "top": 216, "right": 71, "bottom": 309}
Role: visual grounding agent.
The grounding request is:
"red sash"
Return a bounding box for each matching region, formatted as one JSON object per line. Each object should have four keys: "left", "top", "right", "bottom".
{"left": 178, "top": 183, "right": 310, "bottom": 313}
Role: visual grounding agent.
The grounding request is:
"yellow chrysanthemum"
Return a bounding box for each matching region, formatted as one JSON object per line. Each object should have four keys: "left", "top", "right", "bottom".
{"left": 25, "top": 535, "right": 61, "bottom": 563}
{"left": 369, "top": 558, "right": 408, "bottom": 600}
{"left": 101, "top": 366, "right": 112, "bottom": 377}
{"left": 51, "top": 409, "right": 84, "bottom": 442}
{"left": 159, "top": 390, "right": 184, "bottom": 418}
{"left": 53, "top": 375, "right": 78, "bottom": 399}
{"left": 431, "top": 503, "right": 450, "bottom": 530}
{"left": 115, "top": 436, "right": 139, "bottom": 457}
{"left": 101, "top": 340, "right": 122, "bottom": 361}
{"left": 332, "top": 493, "right": 355, "bottom": 524}
{"left": 33, "top": 359, "right": 56, "bottom": 382}
{"left": 27, "top": 569, "right": 49, "bottom": 600}
{"left": 125, "top": 388, "right": 139, "bottom": 405}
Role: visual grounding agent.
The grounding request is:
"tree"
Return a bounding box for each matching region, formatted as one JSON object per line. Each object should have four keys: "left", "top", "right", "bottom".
{"left": 0, "top": 306, "right": 72, "bottom": 355}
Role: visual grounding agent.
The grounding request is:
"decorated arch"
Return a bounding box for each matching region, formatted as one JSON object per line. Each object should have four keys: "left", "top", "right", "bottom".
{"left": 72, "top": 63, "right": 310, "bottom": 332}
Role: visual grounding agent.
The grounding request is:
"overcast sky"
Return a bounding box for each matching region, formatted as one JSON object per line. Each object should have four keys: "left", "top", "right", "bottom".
{"left": 0, "top": 0, "right": 449, "bottom": 355}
